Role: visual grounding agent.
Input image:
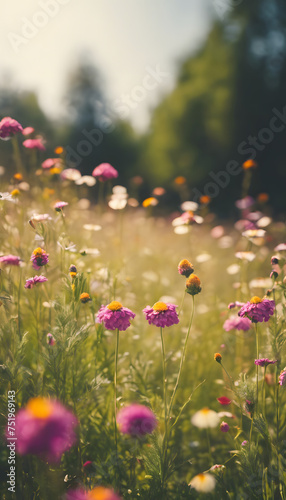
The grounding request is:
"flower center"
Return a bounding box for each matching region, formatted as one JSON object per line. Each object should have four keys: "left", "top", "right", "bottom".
{"left": 26, "top": 397, "right": 52, "bottom": 419}
{"left": 153, "top": 302, "right": 168, "bottom": 312}
{"left": 201, "top": 407, "right": 210, "bottom": 414}
{"left": 33, "top": 247, "right": 43, "bottom": 256}
{"left": 87, "top": 487, "right": 111, "bottom": 500}
{"left": 250, "top": 296, "right": 262, "bottom": 304}
{"left": 107, "top": 301, "right": 123, "bottom": 311}
{"left": 197, "top": 474, "right": 206, "bottom": 482}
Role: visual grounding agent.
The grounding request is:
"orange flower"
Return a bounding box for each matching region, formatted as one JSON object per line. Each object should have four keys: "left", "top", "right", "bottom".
{"left": 242, "top": 159, "right": 257, "bottom": 170}
{"left": 80, "top": 293, "right": 91, "bottom": 303}
{"left": 13, "top": 173, "right": 23, "bottom": 181}
{"left": 174, "top": 176, "right": 186, "bottom": 185}
{"left": 142, "top": 197, "right": 158, "bottom": 207}
{"left": 214, "top": 353, "right": 222, "bottom": 363}
{"left": 257, "top": 193, "right": 269, "bottom": 203}
{"left": 54, "top": 146, "right": 64, "bottom": 154}
{"left": 200, "top": 195, "right": 211, "bottom": 204}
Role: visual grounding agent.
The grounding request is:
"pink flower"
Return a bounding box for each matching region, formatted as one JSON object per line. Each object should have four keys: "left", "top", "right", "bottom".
{"left": 143, "top": 301, "right": 179, "bottom": 328}
{"left": 66, "top": 487, "right": 121, "bottom": 500}
{"left": 274, "top": 243, "right": 286, "bottom": 252}
{"left": 223, "top": 316, "right": 252, "bottom": 332}
{"left": 47, "top": 333, "right": 55, "bottom": 346}
{"left": 30, "top": 247, "right": 49, "bottom": 270}
{"left": 22, "top": 127, "right": 34, "bottom": 136}
{"left": 228, "top": 301, "right": 245, "bottom": 310}
{"left": 0, "top": 254, "right": 21, "bottom": 266}
{"left": 97, "top": 301, "right": 135, "bottom": 331}
{"left": 83, "top": 460, "right": 93, "bottom": 469}
{"left": 235, "top": 196, "right": 255, "bottom": 210}
{"left": 54, "top": 200, "right": 68, "bottom": 211}
{"left": 220, "top": 421, "right": 229, "bottom": 433}
{"left": 24, "top": 275, "right": 48, "bottom": 289}
{"left": 42, "top": 158, "right": 62, "bottom": 169}
{"left": 238, "top": 297, "right": 275, "bottom": 323}
{"left": 254, "top": 358, "right": 277, "bottom": 367}
{"left": 0, "top": 117, "right": 23, "bottom": 140}
{"left": 217, "top": 397, "right": 232, "bottom": 406}
{"left": 116, "top": 404, "right": 157, "bottom": 436}
{"left": 92, "top": 163, "right": 118, "bottom": 182}
{"left": 279, "top": 368, "right": 286, "bottom": 386}
{"left": 12, "top": 397, "right": 77, "bottom": 463}
{"left": 23, "top": 138, "right": 45, "bottom": 151}
{"left": 242, "top": 440, "right": 248, "bottom": 446}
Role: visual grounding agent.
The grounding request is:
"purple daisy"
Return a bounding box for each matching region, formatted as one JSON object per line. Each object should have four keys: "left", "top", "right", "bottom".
{"left": 30, "top": 248, "right": 49, "bottom": 270}
{"left": 279, "top": 368, "right": 286, "bottom": 386}
{"left": 223, "top": 316, "right": 252, "bottom": 332}
{"left": 0, "top": 254, "right": 21, "bottom": 266}
{"left": 116, "top": 404, "right": 157, "bottom": 436}
{"left": 97, "top": 301, "right": 135, "bottom": 331}
{"left": 0, "top": 116, "right": 23, "bottom": 140}
{"left": 254, "top": 358, "right": 277, "bottom": 367}
{"left": 143, "top": 302, "right": 179, "bottom": 328}
{"left": 238, "top": 296, "right": 275, "bottom": 323}
{"left": 12, "top": 397, "right": 77, "bottom": 463}
{"left": 92, "top": 163, "right": 118, "bottom": 182}
{"left": 24, "top": 275, "right": 48, "bottom": 289}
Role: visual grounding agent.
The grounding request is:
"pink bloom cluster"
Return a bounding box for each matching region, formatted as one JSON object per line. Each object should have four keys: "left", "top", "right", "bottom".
{"left": 238, "top": 298, "right": 275, "bottom": 323}
{"left": 97, "top": 302, "right": 135, "bottom": 331}
{"left": 24, "top": 275, "right": 48, "bottom": 289}
{"left": 254, "top": 358, "right": 277, "bottom": 367}
{"left": 116, "top": 404, "right": 157, "bottom": 436}
{"left": 92, "top": 163, "right": 118, "bottom": 182}
{"left": 23, "top": 138, "right": 45, "bottom": 151}
{"left": 279, "top": 368, "right": 286, "bottom": 386}
{"left": 30, "top": 248, "right": 49, "bottom": 270}
{"left": 0, "top": 116, "right": 23, "bottom": 140}
{"left": 12, "top": 398, "right": 77, "bottom": 463}
{"left": 0, "top": 254, "right": 21, "bottom": 266}
{"left": 143, "top": 302, "right": 179, "bottom": 328}
{"left": 223, "top": 316, "right": 252, "bottom": 332}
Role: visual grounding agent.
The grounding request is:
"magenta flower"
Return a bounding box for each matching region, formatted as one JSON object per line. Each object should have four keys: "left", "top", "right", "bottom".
{"left": 223, "top": 316, "right": 252, "bottom": 332}
{"left": 217, "top": 397, "right": 232, "bottom": 406}
{"left": 0, "top": 254, "right": 21, "bottom": 266}
{"left": 54, "top": 200, "right": 68, "bottom": 211}
{"left": 22, "top": 126, "right": 34, "bottom": 136}
{"left": 0, "top": 117, "right": 23, "bottom": 140}
{"left": 235, "top": 196, "right": 255, "bottom": 210}
{"left": 97, "top": 301, "right": 135, "bottom": 331}
{"left": 92, "top": 163, "right": 118, "bottom": 182}
{"left": 220, "top": 421, "right": 229, "bottom": 433}
{"left": 83, "top": 460, "right": 93, "bottom": 469}
{"left": 30, "top": 248, "right": 49, "bottom": 270}
{"left": 66, "top": 487, "right": 121, "bottom": 500}
{"left": 238, "top": 296, "right": 275, "bottom": 323}
{"left": 23, "top": 138, "right": 45, "bottom": 151}
{"left": 279, "top": 368, "right": 286, "bottom": 386}
{"left": 47, "top": 333, "right": 56, "bottom": 346}
{"left": 117, "top": 404, "right": 157, "bottom": 436}
{"left": 42, "top": 158, "right": 61, "bottom": 169}
{"left": 12, "top": 397, "right": 77, "bottom": 463}
{"left": 254, "top": 358, "right": 277, "bottom": 367}
{"left": 143, "top": 301, "right": 179, "bottom": 328}
{"left": 24, "top": 275, "right": 48, "bottom": 289}
{"left": 228, "top": 301, "right": 245, "bottom": 310}
{"left": 242, "top": 440, "right": 248, "bottom": 446}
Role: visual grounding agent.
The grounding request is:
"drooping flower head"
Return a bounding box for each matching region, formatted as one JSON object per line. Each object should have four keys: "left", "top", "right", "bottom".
{"left": 254, "top": 358, "right": 277, "bottom": 367}
{"left": 30, "top": 247, "right": 49, "bottom": 270}
{"left": 47, "top": 333, "right": 56, "bottom": 346}
{"left": 185, "top": 274, "right": 202, "bottom": 295}
{"left": 92, "top": 163, "right": 118, "bottom": 182}
{"left": 66, "top": 487, "right": 121, "bottom": 500}
{"left": 238, "top": 296, "right": 275, "bottom": 323}
{"left": 189, "top": 473, "right": 216, "bottom": 493}
{"left": 24, "top": 275, "right": 48, "bottom": 289}
{"left": 0, "top": 254, "right": 21, "bottom": 266}
{"left": 12, "top": 397, "right": 77, "bottom": 462}
{"left": 0, "top": 117, "right": 23, "bottom": 140}
{"left": 143, "top": 302, "right": 179, "bottom": 328}
{"left": 279, "top": 368, "right": 286, "bottom": 386}
{"left": 80, "top": 293, "right": 91, "bottom": 304}
{"left": 191, "top": 408, "right": 220, "bottom": 429}
{"left": 97, "top": 301, "right": 135, "bottom": 331}
{"left": 178, "top": 259, "right": 194, "bottom": 277}
{"left": 223, "top": 316, "right": 252, "bottom": 332}
{"left": 117, "top": 404, "right": 157, "bottom": 436}
{"left": 23, "top": 138, "right": 45, "bottom": 151}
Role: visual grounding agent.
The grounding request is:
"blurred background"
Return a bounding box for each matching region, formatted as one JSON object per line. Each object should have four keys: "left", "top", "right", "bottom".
{"left": 1, "top": 0, "right": 286, "bottom": 216}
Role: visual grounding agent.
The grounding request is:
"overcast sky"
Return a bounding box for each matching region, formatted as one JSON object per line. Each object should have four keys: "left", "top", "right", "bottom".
{"left": 1, "top": 0, "right": 213, "bottom": 130}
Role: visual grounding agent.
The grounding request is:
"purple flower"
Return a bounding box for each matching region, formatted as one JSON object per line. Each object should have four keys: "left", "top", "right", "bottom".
{"left": 220, "top": 421, "right": 229, "bottom": 433}
{"left": 30, "top": 248, "right": 49, "bottom": 270}
{"left": 279, "top": 368, "right": 286, "bottom": 386}
{"left": 54, "top": 200, "right": 68, "bottom": 211}
{"left": 235, "top": 196, "right": 255, "bottom": 210}
{"left": 238, "top": 297, "right": 275, "bottom": 323}
{"left": 223, "top": 316, "right": 252, "bottom": 332}
{"left": 242, "top": 440, "right": 248, "bottom": 446}
{"left": 23, "top": 138, "right": 45, "bottom": 151}
{"left": 12, "top": 397, "right": 77, "bottom": 463}
{"left": 47, "top": 333, "right": 56, "bottom": 346}
{"left": 24, "top": 275, "right": 48, "bottom": 289}
{"left": 97, "top": 301, "right": 135, "bottom": 331}
{"left": 0, "top": 117, "right": 23, "bottom": 140}
{"left": 143, "top": 302, "right": 179, "bottom": 328}
{"left": 254, "top": 358, "right": 277, "bottom": 367}
{"left": 0, "top": 254, "right": 21, "bottom": 266}
{"left": 92, "top": 163, "right": 118, "bottom": 182}
{"left": 116, "top": 404, "right": 157, "bottom": 436}
{"left": 228, "top": 301, "right": 245, "bottom": 310}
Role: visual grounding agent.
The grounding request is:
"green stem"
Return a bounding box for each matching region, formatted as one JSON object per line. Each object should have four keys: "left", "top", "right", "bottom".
{"left": 160, "top": 327, "right": 167, "bottom": 435}
{"left": 255, "top": 324, "right": 259, "bottom": 408}
{"left": 114, "top": 329, "right": 119, "bottom": 481}
{"left": 263, "top": 366, "right": 266, "bottom": 417}
{"left": 11, "top": 135, "right": 24, "bottom": 174}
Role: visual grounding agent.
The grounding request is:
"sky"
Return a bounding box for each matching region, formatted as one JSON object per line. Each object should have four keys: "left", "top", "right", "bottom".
{"left": 1, "top": 0, "right": 213, "bottom": 131}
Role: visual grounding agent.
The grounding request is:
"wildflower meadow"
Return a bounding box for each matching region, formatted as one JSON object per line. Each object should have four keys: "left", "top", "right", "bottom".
{"left": 1, "top": 116, "right": 286, "bottom": 500}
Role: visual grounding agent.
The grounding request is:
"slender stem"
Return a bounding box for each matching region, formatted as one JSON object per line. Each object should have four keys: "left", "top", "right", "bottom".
{"left": 249, "top": 414, "right": 254, "bottom": 446}
{"left": 11, "top": 135, "right": 24, "bottom": 174}
{"left": 255, "top": 323, "right": 259, "bottom": 408}
{"left": 263, "top": 366, "right": 266, "bottom": 417}
{"left": 177, "top": 290, "right": 186, "bottom": 316}
{"left": 206, "top": 427, "right": 212, "bottom": 464}
{"left": 160, "top": 327, "right": 167, "bottom": 434}
{"left": 168, "top": 295, "right": 195, "bottom": 419}
{"left": 276, "top": 367, "right": 279, "bottom": 446}
{"left": 114, "top": 329, "right": 119, "bottom": 477}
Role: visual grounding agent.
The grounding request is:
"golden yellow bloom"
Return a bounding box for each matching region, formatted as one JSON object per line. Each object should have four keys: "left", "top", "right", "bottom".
{"left": 250, "top": 296, "right": 262, "bottom": 304}
{"left": 243, "top": 159, "right": 257, "bottom": 170}
{"left": 26, "top": 397, "right": 52, "bottom": 419}
{"left": 142, "top": 197, "right": 158, "bottom": 208}
{"left": 153, "top": 302, "right": 168, "bottom": 312}
{"left": 80, "top": 293, "right": 91, "bottom": 303}
{"left": 50, "top": 167, "right": 62, "bottom": 175}
{"left": 214, "top": 353, "right": 222, "bottom": 363}
{"left": 107, "top": 301, "right": 123, "bottom": 311}
{"left": 54, "top": 146, "right": 64, "bottom": 154}
{"left": 33, "top": 247, "right": 44, "bottom": 256}
{"left": 186, "top": 274, "right": 201, "bottom": 295}
{"left": 11, "top": 189, "right": 20, "bottom": 197}
{"left": 13, "top": 173, "right": 23, "bottom": 181}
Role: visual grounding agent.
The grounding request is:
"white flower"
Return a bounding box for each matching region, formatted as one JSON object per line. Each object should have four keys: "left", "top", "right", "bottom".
{"left": 83, "top": 224, "right": 102, "bottom": 231}
{"left": 108, "top": 198, "right": 127, "bottom": 210}
{"left": 75, "top": 175, "right": 96, "bottom": 186}
{"left": 235, "top": 251, "right": 256, "bottom": 262}
{"left": 189, "top": 473, "right": 216, "bottom": 493}
{"left": 191, "top": 408, "right": 220, "bottom": 429}
{"left": 0, "top": 192, "right": 16, "bottom": 203}
{"left": 180, "top": 201, "right": 199, "bottom": 212}
{"left": 227, "top": 264, "right": 240, "bottom": 275}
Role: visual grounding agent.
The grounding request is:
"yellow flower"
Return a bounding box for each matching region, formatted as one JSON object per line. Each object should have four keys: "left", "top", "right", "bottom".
{"left": 80, "top": 293, "right": 91, "bottom": 303}
{"left": 214, "top": 353, "right": 222, "bottom": 363}
{"left": 107, "top": 301, "right": 123, "bottom": 311}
